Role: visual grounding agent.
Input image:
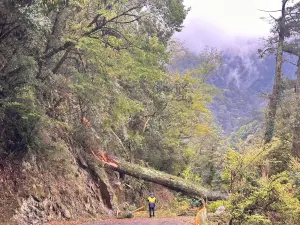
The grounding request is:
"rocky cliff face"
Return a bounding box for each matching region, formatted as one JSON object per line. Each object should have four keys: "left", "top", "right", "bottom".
{"left": 0, "top": 126, "right": 110, "bottom": 224}
{"left": 0, "top": 128, "right": 116, "bottom": 224}
{"left": 0, "top": 123, "right": 176, "bottom": 225}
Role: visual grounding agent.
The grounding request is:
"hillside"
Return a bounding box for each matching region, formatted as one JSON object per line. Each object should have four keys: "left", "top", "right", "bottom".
{"left": 0, "top": 1, "right": 223, "bottom": 224}
{"left": 1, "top": 1, "right": 300, "bottom": 225}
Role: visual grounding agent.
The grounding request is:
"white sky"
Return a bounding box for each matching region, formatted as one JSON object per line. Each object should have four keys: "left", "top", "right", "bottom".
{"left": 176, "top": 0, "right": 284, "bottom": 52}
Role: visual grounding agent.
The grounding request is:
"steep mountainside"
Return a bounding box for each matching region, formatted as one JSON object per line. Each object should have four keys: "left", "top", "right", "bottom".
{"left": 179, "top": 50, "right": 297, "bottom": 135}
{"left": 1, "top": 1, "right": 224, "bottom": 224}
{"left": 210, "top": 52, "right": 274, "bottom": 133}
{"left": 212, "top": 51, "right": 297, "bottom": 134}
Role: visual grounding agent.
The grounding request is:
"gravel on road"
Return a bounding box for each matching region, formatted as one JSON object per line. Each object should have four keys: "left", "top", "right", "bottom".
{"left": 80, "top": 217, "right": 194, "bottom": 225}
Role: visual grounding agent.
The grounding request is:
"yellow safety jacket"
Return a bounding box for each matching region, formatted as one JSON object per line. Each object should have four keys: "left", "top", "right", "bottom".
{"left": 147, "top": 196, "right": 156, "bottom": 203}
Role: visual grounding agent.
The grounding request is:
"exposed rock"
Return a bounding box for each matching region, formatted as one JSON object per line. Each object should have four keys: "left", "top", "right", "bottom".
{"left": 61, "top": 207, "right": 71, "bottom": 219}
{"left": 1, "top": 144, "right": 118, "bottom": 224}
{"left": 0, "top": 128, "right": 194, "bottom": 225}
{"left": 215, "top": 205, "right": 226, "bottom": 214}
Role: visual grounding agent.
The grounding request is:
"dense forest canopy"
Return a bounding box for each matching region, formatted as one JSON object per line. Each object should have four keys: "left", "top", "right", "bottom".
{"left": 0, "top": 0, "right": 300, "bottom": 225}
{"left": 0, "top": 0, "right": 223, "bottom": 177}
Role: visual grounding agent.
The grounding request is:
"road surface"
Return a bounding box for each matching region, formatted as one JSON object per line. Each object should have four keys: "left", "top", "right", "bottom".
{"left": 81, "top": 217, "right": 194, "bottom": 225}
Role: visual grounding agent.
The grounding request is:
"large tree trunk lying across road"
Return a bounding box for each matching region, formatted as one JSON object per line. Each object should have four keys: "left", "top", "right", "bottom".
{"left": 103, "top": 160, "right": 227, "bottom": 201}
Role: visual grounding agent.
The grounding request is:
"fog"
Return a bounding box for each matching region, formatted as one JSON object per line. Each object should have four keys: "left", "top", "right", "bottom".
{"left": 176, "top": 0, "right": 283, "bottom": 52}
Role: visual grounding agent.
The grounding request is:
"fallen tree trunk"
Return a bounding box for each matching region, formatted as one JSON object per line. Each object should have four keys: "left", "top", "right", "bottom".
{"left": 103, "top": 160, "right": 227, "bottom": 201}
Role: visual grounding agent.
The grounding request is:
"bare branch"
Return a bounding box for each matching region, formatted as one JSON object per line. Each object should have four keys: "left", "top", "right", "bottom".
{"left": 84, "top": 4, "right": 142, "bottom": 36}
{"left": 269, "top": 14, "right": 279, "bottom": 21}
{"left": 258, "top": 47, "right": 274, "bottom": 57}
{"left": 284, "top": 58, "right": 298, "bottom": 66}
{"left": 111, "top": 16, "right": 141, "bottom": 24}
{"left": 0, "top": 25, "right": 21, "bottom": 43}
{"left": 286, "top": 9, "right": 298, "bottom": 24}
{"left": 258, "top": 9, "right": 282, "bottom": 13}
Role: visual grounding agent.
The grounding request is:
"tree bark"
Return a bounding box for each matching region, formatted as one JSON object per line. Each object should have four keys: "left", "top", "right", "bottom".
{"left": 103, "top": 160, "right": 227, "bottom": 201}
{"left": 264, "top": 0, "right": 289, "bottom": 143}
{"left": 262, "top": 0, "right": 289, "bottom": 179}
{"left": 292, "top": 56, "right": 300, "bottom": 159}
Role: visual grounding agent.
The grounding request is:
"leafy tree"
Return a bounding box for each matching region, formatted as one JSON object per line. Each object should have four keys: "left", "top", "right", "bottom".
{"left": 223, "top": 141, "right": 300, "bottom": 225}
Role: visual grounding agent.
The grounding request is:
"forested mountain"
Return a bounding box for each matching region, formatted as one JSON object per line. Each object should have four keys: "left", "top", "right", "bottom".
{"left": 178, "top": 49, "right": 297, "bottom": 135}
{"left": 211, "top": 52, "right": 270, "bottom": 132}
{"left": 211, "top": 51, "right": 297, "bottom": 134}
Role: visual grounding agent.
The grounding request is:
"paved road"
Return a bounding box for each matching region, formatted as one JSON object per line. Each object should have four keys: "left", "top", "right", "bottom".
{"left": 81, "top": 217, "right": 194, "bottom": 225}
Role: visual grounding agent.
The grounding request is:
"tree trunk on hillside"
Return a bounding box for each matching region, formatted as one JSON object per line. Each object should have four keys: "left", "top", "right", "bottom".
{"left": 265, "top": 0, "right": 288, "bottom": 143}
{"left": 264, "top": 0, "right": 289, "bottom": 143}
{"left": 262, "top": 0, "right": 289, "bottom": 179}
{"left": 103, "top": 160, "right": 228, "bottom": 201}
{"left": 292, "top": 56, "right": 300, "bottom": 159}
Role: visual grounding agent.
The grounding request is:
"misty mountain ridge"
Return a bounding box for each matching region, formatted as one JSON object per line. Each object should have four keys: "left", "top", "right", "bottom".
{"left": 177, "top": 49, "right": 297, "bottom": 134}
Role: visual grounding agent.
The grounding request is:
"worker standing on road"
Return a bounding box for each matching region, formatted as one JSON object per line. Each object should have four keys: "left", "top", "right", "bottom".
{"left": 147, "top": 193, "right": 156, "bottom": 218}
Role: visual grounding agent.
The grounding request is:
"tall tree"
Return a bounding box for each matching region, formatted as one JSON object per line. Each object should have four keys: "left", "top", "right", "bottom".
{"left": 264, "top": 0, "right": 289, "bottom": 143}
{"left": 261, "top": 1, "right": 300, "bottom": 158}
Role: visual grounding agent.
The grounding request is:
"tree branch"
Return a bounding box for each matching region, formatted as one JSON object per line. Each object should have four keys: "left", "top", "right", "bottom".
{"left": 0, "top": 25, "right": 20, "bottom": 43}
{"left": 284, "top": 59, "right": 298, "bottom": 66}
{"left": 0, "top": 67, "right": 22, "bottom": 81}
{"left": 258, "top": 47, "right": 275, "bottom": 58}
{"left": 111, "top": 16, "right": 141, "bottom": 24}
{"left": 40, "top": 41, "right": 74, "bottom": 60}
{"left": 283, "top": 44, "right": 300, "bottom": 56}
{"left": 39, "top": 4, "right": 142, "bottom": 62}
{"left": 110, "top": 128, "right": 130, "bottom": 159}
{"left": 52, "top": 48, "right": 71, "bottom": 74}
{"left": 84, "top": 5, "right": 142, "bottom": 36}
{"left": 258, "top": 9, "right": 282, "bottom": 13}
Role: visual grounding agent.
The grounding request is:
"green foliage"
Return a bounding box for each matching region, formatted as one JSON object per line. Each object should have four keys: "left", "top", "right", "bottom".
{"left": 19, "top": 0, "right": 52, "bottom": 32}
{"left": 73, "top": 21, "right": 222, "bottom": 173}
{"left": 208, "top": 200, "right": 229, "bottom": 213}
{"left": 223, "top": 142, "right": 300, "bottom": 225}
{"left": 242, "top": 215, "right": 271, "bottom": 225}
{"left": 0, "top": 99, "right": 41, "bottom": 156}
{"left": 290, "top": 159, "right": 300, "bottom": 200}
{"left": 181, "top": 166, "right": 201, "bottom": 183}
{"left": 3, "top": 3, "right": 299, "bottom": 225}
{"left": 167, "top": 0, "right": 189, "bottom": 32}
{"left": 0, "top": 1, "right": 225, "bottom": 216}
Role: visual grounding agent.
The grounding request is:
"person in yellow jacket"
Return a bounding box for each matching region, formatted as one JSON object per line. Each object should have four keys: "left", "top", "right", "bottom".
{"left": 147, "top": 193, "right": 156, "bottom": 218}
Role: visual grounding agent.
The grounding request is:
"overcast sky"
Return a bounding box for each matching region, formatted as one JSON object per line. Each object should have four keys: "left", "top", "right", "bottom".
{"left": 176, "top": 0, "right": 284, "bottom": 52}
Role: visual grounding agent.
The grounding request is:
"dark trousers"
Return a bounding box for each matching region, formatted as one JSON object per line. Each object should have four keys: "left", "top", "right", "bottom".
{"left": 149, "top": 205, "right": 155, "bottom": 217}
